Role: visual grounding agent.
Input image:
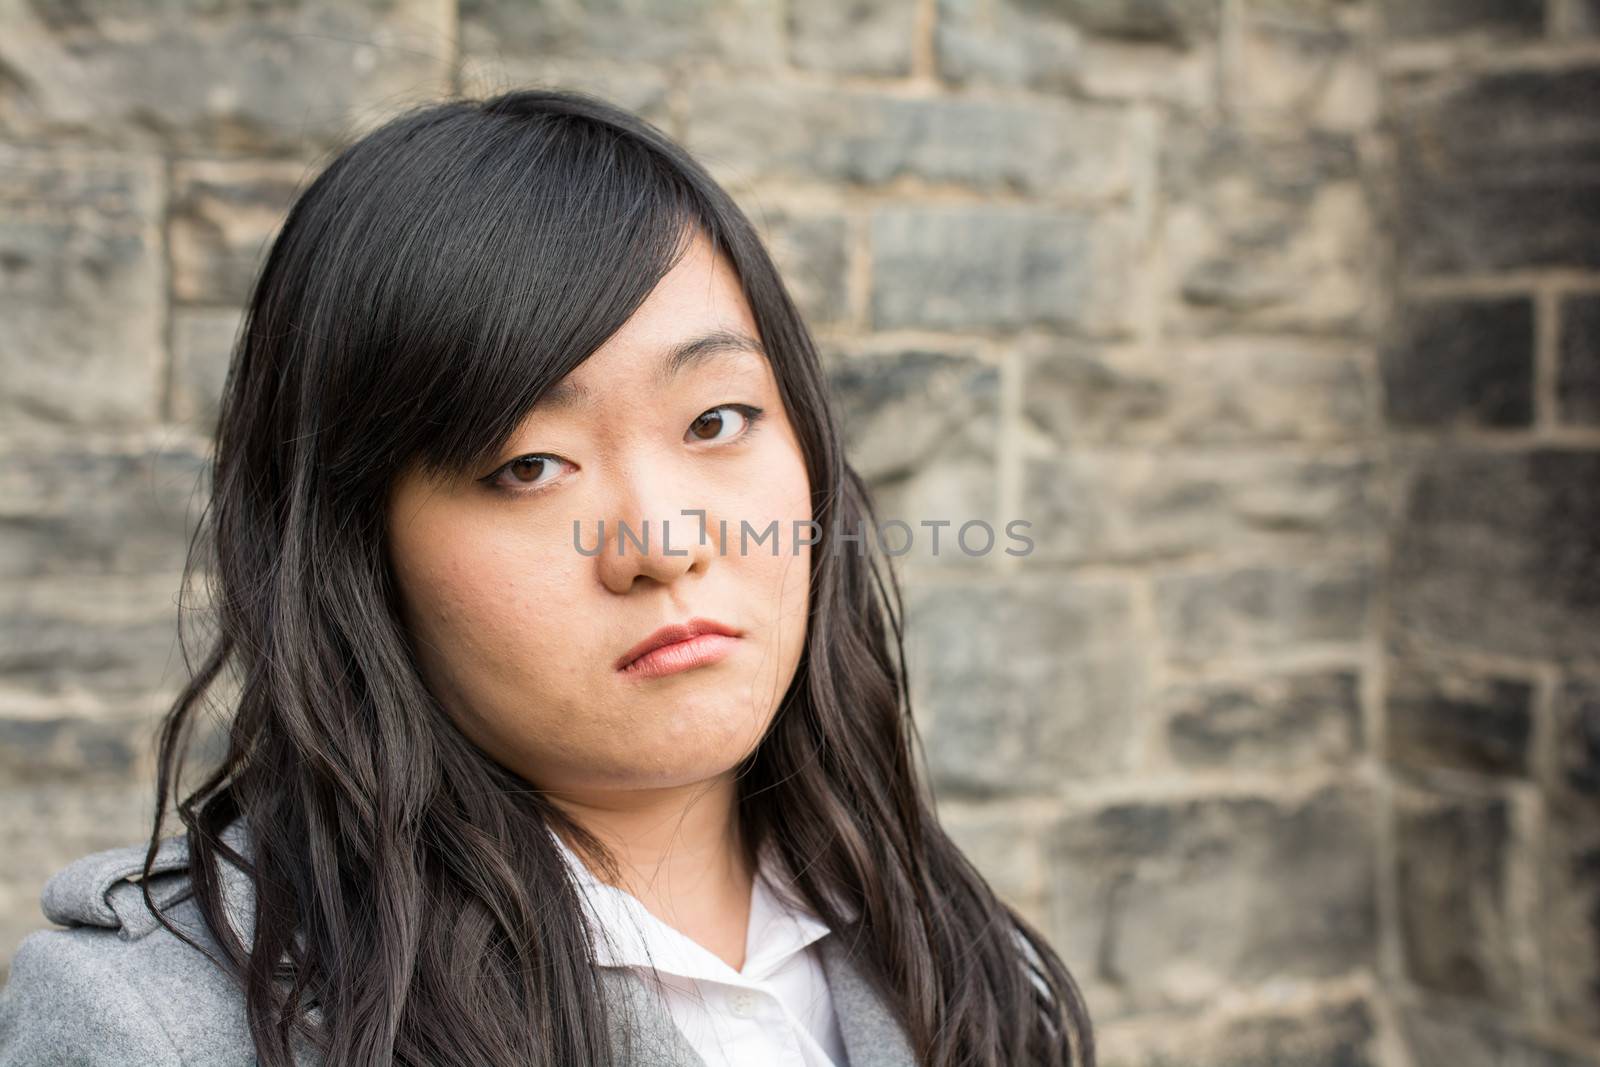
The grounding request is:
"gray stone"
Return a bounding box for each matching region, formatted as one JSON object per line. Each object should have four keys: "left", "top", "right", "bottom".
{"left": 1391, "top": 65, "right": 1600, "bottom": 273}
{"left": 171, "top": 309, "right": 243, "bottom": 430}
{"left": 1385, "top": 654, "right": 1534, "bottom": 778}
{"left": 461, "top": 0, "right": 784, "bottom": 71}
{"left": 0, "top": 144, "right": 164, "bottom": 426}
{"left": 870, "top": 204, "right": 1133, "bottom": 334}
{"left": 0, "top": 578, "right": 191, "bottom": 700}
{"left": 826, "top": 349, "right": 999, "bottom": 560}
{"left": 1051, "top": 784, "right": 1377, "bottom": 1017}
{"left": 0, "top": 1, "right": 454, "bottom": 153}
{"left": 1554, "top": 678, "right": 1600, "bottom": 798}
{"left": 0, "top": 443, "right": 211, "bottom": 578}
{"left": 1165, "top": 667, "right": 1364, "bottom": 772}
{"left": 169, "top": 160, "right": 307, "bottom": 305}
{"left": 1199, "top": 995, "right": 1379, "bottom": 1067}
{"left": 1551, "top": 0, "right": 1600, "bottom": 35}
{"left": 1381, "top": 296, "right": 1535, "bottom": 429}
{"left": 1379, "top": 0, "right": 1545, "bottom": 39}
{"left": 0, "top": 714, "right": 145, "bottom": 781}
{"left": 1401, "top": 996, "right": 1599, "bottom": 1066}
{"left": 1098, "top": 995, "right": 1381, "bottom": 1067}
{"left": 685, "top": 82, "right": 1137, "bottom": 200}
{"left": 1021, "top": 449, "right": 1382, "bottom": 565}
{"left": 1233, "top": 3, "right": 1372, "bottom": 131}
{"left": 1154, "top": 562, "right": 1373, "bottom": 664}
{"left": 789, "top": 0, "right": 917, "bottom": 76}
{"left": 1052, "top": 0, "right": 1223, "bottom": 46}
{"left": 1558, "top": 293, "right": 1600, "bottom": 426}
{"left": 903, "top": 577, "right": 1147, "bottom": 795}
{"left": 934, "top": 0, "right": 1085, "bottom": 93}
{"left": 1019, "top": 335, "right": 1377, "bottom": 447}
{"left": 1394, "top": 784, "right": 1528, "bottom": 1006}
{"left": 1162, "top": 119, "right": 1370, "bottom": 334}
{"left": 1389, "top": 448, "right": 1600, "bottom": 661}
{"left": 751, "top": 207, "right": 851, "bottom": 328}
{"left": 1544, "top": 790, "right": 1600, "bottom": 1037}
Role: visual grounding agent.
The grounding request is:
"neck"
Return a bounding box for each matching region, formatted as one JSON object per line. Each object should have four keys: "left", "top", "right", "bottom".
{"left": 548, "top": 772, "right": 757, "bottom": 969}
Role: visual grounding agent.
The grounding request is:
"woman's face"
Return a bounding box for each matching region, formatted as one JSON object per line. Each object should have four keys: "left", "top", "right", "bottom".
{"left": 385, "top": 232, "right": 814, "bottom": 797}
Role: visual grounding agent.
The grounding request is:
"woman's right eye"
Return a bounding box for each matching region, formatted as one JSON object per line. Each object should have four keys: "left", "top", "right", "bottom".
{"left": 491, "top": 454, "right": 565, "bottom": 493}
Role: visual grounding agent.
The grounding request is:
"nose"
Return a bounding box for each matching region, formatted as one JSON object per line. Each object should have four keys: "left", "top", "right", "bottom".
{"left": 593, "top": 469, "right": 718, "bottom": 595}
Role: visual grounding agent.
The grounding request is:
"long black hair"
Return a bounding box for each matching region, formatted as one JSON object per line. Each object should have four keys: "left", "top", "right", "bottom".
{"left": 140, "top": 86, "right": 1096, "bottom": 1066}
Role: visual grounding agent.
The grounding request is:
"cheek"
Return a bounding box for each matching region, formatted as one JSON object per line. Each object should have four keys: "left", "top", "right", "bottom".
{"left": 392, "top": 527, "right": 588, "bottom": 717}
{"left": 731, "top": 442, "right": 813, "bottom": 687}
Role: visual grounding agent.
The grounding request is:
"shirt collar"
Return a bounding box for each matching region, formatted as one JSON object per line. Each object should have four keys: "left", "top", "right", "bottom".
{"left": 548, "top": 828, "right": 832, "bottom": 983}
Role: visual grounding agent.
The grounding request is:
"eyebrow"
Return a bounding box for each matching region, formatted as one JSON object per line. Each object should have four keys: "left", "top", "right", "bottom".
{"left": 533, "top": 328, "right": 767, "bottom": 412}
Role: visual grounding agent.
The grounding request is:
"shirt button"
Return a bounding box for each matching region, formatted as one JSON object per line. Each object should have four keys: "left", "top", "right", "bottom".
{"left": 728, "top": 990, "right": 757, "bottom": 1019}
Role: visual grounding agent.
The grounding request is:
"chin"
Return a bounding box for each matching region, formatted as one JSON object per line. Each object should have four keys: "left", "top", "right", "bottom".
{"left": 621, "top": 711, "right": 773, "bottom": 784}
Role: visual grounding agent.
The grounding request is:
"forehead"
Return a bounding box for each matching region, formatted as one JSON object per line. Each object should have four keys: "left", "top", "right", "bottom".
{"left": 533, "top": 328, "right": 768, "bottom": 414}
{"left": 535, "top": 232, "right": 766, "bottom": 406}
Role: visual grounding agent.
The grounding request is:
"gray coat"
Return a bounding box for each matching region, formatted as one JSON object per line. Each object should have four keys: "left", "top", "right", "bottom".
{"left": 0, "top": 819, "right": 918, "bottom": 1066}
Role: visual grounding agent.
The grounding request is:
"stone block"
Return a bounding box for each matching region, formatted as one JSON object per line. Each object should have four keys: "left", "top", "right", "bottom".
{"left": 1154, "top": 562, "right": 1373, "bottom": 665}
{"left": 1391, "top": 66, "right": 1600, "bottom": 273}
{"left": 0, "top": 443, "right": 210, "bottom": 578}
{"left": 1076, "top": 35, "right": 1215, "bottom": 107}
{"left": 1052, "top": 0, "right": 1224, "bottom": 46}
{"left": 1553, "top": 677, "right": 1600, "bottom": 799}
{"left": 1051, "top": 784, "right": 1377, "bottom": 1017}
{"left": 1096, "top": 995, "right": 1381, "bottom": 1067}
{"left": 1394, "top": 784, "right": 1530, "bottom": 1006}
{"left": 460, "top": 0, "right": 784, "bottom": 71}
{"left": 751, "top": 207, "right": 851, "bottom": 329}
{"left": 1022, "top": 448, "right": 1382, "bottom": 565}
{"left": 1389, "top": 447, "right": 1600, "bottom": 661}
{"left": 1557, "top": 293, "right": 1600, "bottom": 427}
{"left": 827, "top": 348, "right": 999, "bottom": 560}
{"left": 789, "top": 0, "right": 917, "bottom": 76}
{"left": 1385, "top": 653, "right": 1534, "bottom": 778}
{"left": 1381, "top": 296, "right": 1535, "bottom": 429}
{"left": 1164, "top": 667, "right": 1364, "bottom": 772}
{"left": 171, "top": 309, "right": 243, "bottom": 430}
{"left": 935, "top": 0, "right": 1086, "bottom": 93}
{"left": 1400, "top": 1001, "right": 1599, "bottom": 1067}
{"left": 1019, "top": 335, "right": 1377, "bottom": 447}
{"left": 1236, "top": 4, "right": 1377, "bottom": 132}
{"left": 0, "top": 577, "right": 192, "bottom": 702}
{"left": 0, "top": 145, "right": 164, "bottom": 427}
{"left": 0, "top": 0, "right": 454, "bottom": 153}
{"left": 169, "top": 160, "right": 307, "bottom": 305}
{"left": 685, "top": 82, "right": 1137, "bottom": 200}
{"left": 1551, "top": 0, "right": 1600, "bottom": 34}
{"left": 1544, "top": 790, "right": 1600, "bottom": 1037}
{"left": 1161, "top": 120, "right": 1372, "bottom": 334}
{"left": 904, "top": 577, "right": 1147, "bottom": 795}
{"left": 0, "top": 714, "right": 148, "bottom": 782}
{"left": 1379, "top": 0, "right": 1545, "bottom": 39}
{"left": 870, "top": 204, "right": 1134, "bottom": 335}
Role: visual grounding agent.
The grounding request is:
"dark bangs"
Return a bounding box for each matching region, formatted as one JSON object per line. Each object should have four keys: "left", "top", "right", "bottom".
{"left": 249, "top": 92, "right": 709, "bottom": 504}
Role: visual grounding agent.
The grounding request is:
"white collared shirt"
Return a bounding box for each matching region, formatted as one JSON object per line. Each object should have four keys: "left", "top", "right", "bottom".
{"left": 549, "top": 830, "right": 849, "bottom": 1067}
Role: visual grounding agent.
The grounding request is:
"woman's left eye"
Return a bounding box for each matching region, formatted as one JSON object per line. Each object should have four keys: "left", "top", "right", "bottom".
{"left": 686, "top": 403, "right": 765, "bottom": 444}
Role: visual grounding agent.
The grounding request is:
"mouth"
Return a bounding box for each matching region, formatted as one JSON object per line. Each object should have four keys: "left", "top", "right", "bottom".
{"left": 615, "top": 617, "right": 743, "bottom": 677}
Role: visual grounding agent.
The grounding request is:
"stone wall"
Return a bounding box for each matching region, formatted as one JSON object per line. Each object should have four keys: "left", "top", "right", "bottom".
{"left": 0, "top": 1, "right": 1595, "bottom": 1064}
{"left": 1375, "top": 0, "right": 1600, "bottom": 1063}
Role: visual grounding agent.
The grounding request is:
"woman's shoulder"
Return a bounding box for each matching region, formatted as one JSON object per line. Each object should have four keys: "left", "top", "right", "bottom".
{"left": 0, "top": 820, "right": 310, "bottom": 1066}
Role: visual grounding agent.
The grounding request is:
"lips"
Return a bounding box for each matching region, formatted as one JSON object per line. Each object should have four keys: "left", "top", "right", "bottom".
{"left": 614, "top": 617, "right": 743, "bottom": 672}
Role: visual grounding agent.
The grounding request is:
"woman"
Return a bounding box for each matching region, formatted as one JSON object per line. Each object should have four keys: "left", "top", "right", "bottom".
{"left": 0, "top": 88, "right": 1095, "bottom": 1067}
